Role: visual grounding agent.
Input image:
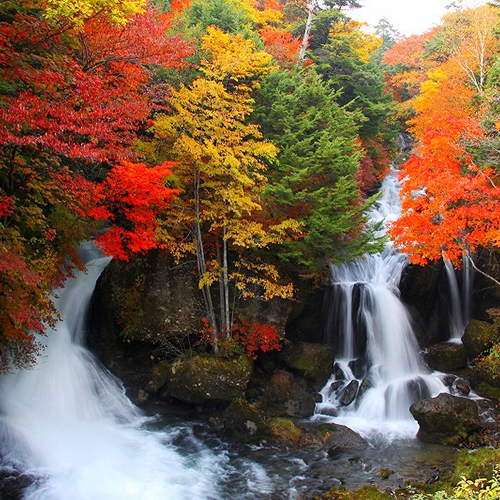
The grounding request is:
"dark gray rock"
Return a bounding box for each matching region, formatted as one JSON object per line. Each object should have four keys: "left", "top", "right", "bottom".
{"left": 223, "top": 398, "right": 268, "bottom": 442}
{"left": 261, "top": 370, "right": 315, "bottom": 418}
{"left": 410, "top": 393, "right": 481, "bottom": 445}
{"left": 308, "top": 423, "right": 368, "bottom": 454}
{"left": 356, "top": 374, "right": 374, "bottom": 402}
{"left": 425, "top": 342, "right": 467, "bottom": 372}
{"left": 339, "top": 380, "right": 359, "bottom": 406}
{"left": 280, "top": 342, "right": 334, "bottom": 385}
{"left": 453, "top": 378, "right": 471, "bottom": 396}
{"left": 330, "top": 380, "right": 344, "bottom": 392}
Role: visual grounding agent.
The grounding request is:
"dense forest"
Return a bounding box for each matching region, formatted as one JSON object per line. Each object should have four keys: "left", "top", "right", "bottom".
{"left": 0, "top": 0, "right": 396, "bottom": 369}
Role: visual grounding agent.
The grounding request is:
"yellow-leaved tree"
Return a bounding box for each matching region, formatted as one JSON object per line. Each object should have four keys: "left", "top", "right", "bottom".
{"left": 153, "top": 27, "right": 300, "bottom": 340}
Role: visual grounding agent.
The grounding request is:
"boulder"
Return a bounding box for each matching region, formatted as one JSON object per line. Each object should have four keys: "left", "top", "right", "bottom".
{"left": 223, "top": 398, "right": 268, "bottom": 442}
{"left": 261, "top": 370, "right": 315, "bottom": 418}
{"left": 300, "top": 423, "right": 367, "bottom": 454}
{"left": 279, "top": 342, "right": 334, "bottom": 385}
{"left": 410, "top": 393, "right": 481, "bottom": 445}
{"left": 463, "top": 320, "right": 498, "bottom": 360}
{"left": 339, "top": 380, "right": 359, "bottom": 406}
{"left": 425, "top": 342, "right": 467, "bottom": 372}
{"left": 162, "top": 355, "right": 252, "bottom": 405}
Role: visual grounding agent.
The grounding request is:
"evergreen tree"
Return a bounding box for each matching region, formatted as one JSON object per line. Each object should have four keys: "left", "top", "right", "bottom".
{"left": 254, "top": 70, "right": 384, "bottom": 272}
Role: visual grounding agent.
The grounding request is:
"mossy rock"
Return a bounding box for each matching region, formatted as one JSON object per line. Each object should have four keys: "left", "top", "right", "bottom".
{"left": 475, "top": 382, "right": 500, "bottom": 400}
{"left": 312, "top": 423, "right": 367, "bottom": 453}
{"left": 279, "top": 341, "right": 334, "bottom": 384}
{"left": 463, "top": 320, "right": 498, "bottom": 360}
{"left": 410, "top": 393, "right": 481, "bottom": 445}
{"left": 425, "top": 342, "right": 467, "bottom": 372}
{"left": 261, "top": 369, "right": 315, "bottom": 418}
{"left": 266, "top": 417, "right": 303, "bottom": 445}
{"left": 146, "top": 360, "right": 170, "bottom": 394}
{"left": 164, "top": 355, "right": 253, "bottom": 405}
{"left": 223, "top": 398, "right": 267, "bottom": 442}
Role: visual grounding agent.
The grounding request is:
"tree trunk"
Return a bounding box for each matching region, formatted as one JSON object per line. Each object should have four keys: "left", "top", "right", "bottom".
{"left": 193, "top": 168, "right": 218, "bottom": 339}
{"left": 297, "top": 4, "right": 314, "bottom": 69}
{"left": 222, "top": 223, "right": 230, "bottom": 337}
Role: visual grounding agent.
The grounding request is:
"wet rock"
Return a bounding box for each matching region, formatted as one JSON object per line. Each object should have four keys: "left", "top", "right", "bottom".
{"left": 442, "top": 374, "right": 457, "bottom": 388}
{"left": 146, "top": 360, "right": 170, "bottom": 394}
{"left": 330, "top": 380, "right": 344, "bottom": 392}
{"left": 307, "top": 423, "right": 368, "bottom": 454}
{"left": 348, "top": 358, "right": 366, "bottom": 380}
{"left": 314, "top": 393, "right": 323, "bottom": 403}
{"left": 425, "top": 342, "right": 467, "bottom": 372}
{"left": 453, "top": 378, "right": 471, "bottom": 396}
{"left": 223, "top": 398, "right": 268, "bottom": 442}
{"left": 339, "top": 380, "right": 359, "bottom": 406}
{"left": 463, "top": 320, "right": 498, "bottom": 360}
{"left": 317, "top": 406, "right": 338, "bottom": 417}
{"left": 333, "top": 363, "right": 346, "bottom": 381}
{"left": 266, "top": 417, "right": 303, "bottom": 446}
{"left": 0, "top": 469, "right": 32, "bottom": 500}
{"left": 279, "top": 342, "right": 334, "bottom": 385}
{"left": 163, "top": 355, "right": 252, "bottom": 405}
{"left": 410, "top": 393, "right": 481, "bottom": 445}
{"left": 261, "top": 370, "right": 315, "bottom": 418}
{"left": 356, "top": 374, "right": 374, "bottom": 402}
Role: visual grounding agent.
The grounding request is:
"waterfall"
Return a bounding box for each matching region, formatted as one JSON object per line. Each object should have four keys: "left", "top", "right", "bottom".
{"left": 316, "top": 168, "right": 448, "bottom": 438}
{"left": 443, "top": 254, "right": 473, "bottom": 342}
{"left": 0, "top": 242, "right": 224, "bottom": 499}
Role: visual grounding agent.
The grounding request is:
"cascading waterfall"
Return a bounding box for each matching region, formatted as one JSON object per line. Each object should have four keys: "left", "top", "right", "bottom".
{"left": 316, "top": 168, "right": 449, "bottom": 438}
{"left": 0, "top": 243, "right": 228, "bottom": 500}
{"left": 443, "top": 254, "right": 473, "bottom": 341}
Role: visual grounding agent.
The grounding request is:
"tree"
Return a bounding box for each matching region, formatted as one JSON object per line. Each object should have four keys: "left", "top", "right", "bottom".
{"left": 389, "top": 63, "right": 500, "bottom": 266}
{"left": 254, "top": 69, "right": 384, "bottom": 271}
{"left": 0, "top": 0, "right": 192, "bottom": 369}
{"left": 152, "top": 27, "right": 296, "bottom": 339}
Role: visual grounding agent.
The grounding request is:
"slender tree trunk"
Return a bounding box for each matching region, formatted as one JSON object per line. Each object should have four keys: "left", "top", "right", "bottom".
{"left": 216, "top": 236, "right": 226, "bottom": 336}
{"left": 222, "top": 223, "right": 230, "bottom": 337}
{"left": 193, "top": 168, "right": 218, "bottom": 340}
{"left": 297, "top": 4, "right": 314, "bottom": 70}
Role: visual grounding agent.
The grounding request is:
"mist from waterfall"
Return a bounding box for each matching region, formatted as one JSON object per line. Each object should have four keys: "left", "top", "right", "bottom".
{"left": 0, "top": 243, "right": 231, "bottom": 500}
{"left": 316, "top": 168, "right": 449, "bottom": 439}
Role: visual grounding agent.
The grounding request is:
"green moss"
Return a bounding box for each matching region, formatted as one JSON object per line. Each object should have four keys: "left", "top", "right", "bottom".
{"left": 453, "top": 448, "right": 500, "bottom": 482}
{"left": 476, "top": 382, "right": 500, "bottom": 400}
{"left": 320, "top": 485, "right": 393, "bottom": 499}
{"left": 379, "top": 468, "right": 391, "bottom": 480}
{"left": 266, "top": 417, "right": 303, "bottom": 444}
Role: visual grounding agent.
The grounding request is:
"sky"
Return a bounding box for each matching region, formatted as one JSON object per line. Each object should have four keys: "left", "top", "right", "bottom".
{"left": 347, "top": 0, "right": 489, "bottom": 37}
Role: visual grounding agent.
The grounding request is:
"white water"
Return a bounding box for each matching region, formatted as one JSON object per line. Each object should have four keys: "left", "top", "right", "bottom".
{"left": 0, "top": 243, "right": 228, "bottom": 499}
{"left": 316, "top": 168, "right": 449, "bottom": 439}
{"left": 443, "top": 254, "right": 473, "bottom": 342}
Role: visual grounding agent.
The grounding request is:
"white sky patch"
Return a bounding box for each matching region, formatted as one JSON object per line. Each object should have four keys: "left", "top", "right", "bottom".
{"left": 347, "top": 0, "right": 489, "bottom": 37}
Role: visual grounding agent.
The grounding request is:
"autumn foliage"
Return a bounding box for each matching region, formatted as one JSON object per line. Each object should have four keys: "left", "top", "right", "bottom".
{"left": 1, "top": 0, "right": 396, "bottom": 368}
{"left": 387, "top": 5, "right": 500, "bottom": 267}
